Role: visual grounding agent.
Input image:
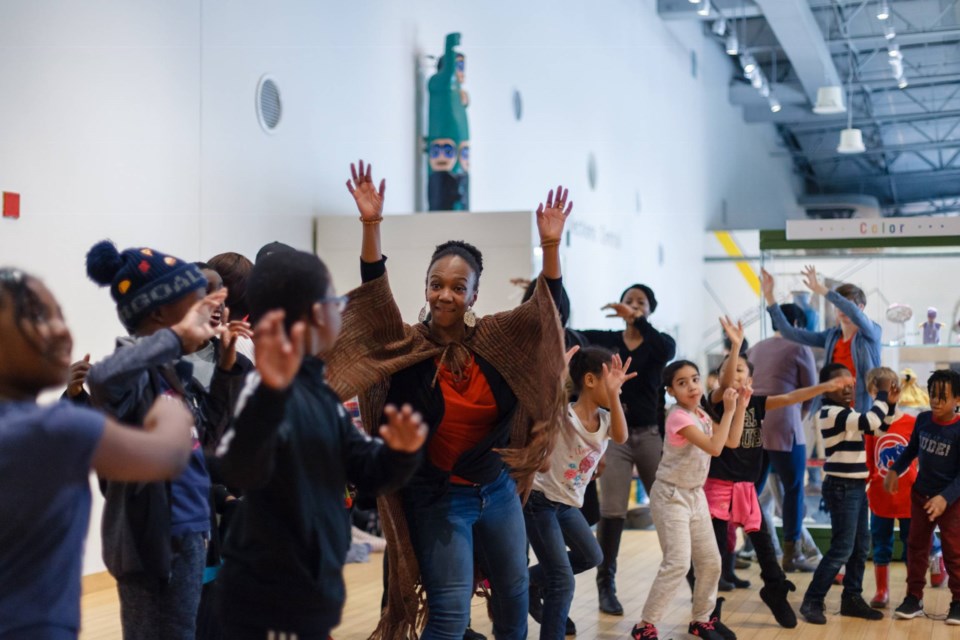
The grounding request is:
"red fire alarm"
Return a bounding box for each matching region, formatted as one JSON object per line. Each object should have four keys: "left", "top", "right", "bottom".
{"left": 2, "top": 192, "right": 20, "bottom": 219}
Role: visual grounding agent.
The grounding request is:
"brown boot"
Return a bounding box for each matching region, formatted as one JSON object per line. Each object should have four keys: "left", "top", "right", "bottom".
{"left": 782, "top": 540, "right": 818, "bottom": 573}
{"left": 870, "top": 564, "right": 889, "bottom": 608}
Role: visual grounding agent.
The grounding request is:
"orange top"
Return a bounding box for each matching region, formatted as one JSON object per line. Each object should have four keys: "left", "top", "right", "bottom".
{"left": 427, "top": 356, "right": 499, "bottom": 485}
{"left": 832, "top": 336, "right": 856, "bottom": 380}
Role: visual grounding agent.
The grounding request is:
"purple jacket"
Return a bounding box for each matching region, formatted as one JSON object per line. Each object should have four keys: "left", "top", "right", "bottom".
{"left": 747, "top": 336, "right": 817, "bottom": 452}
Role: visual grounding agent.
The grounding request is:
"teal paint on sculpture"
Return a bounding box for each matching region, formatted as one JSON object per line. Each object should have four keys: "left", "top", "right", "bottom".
{"left": 426, "top": 32, "right": 469, "bottom": 210}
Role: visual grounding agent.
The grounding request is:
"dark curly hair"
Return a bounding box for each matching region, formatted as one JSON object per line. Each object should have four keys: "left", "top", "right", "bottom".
{"left": 928, "top": 369, "right": 960, "bottom": 402}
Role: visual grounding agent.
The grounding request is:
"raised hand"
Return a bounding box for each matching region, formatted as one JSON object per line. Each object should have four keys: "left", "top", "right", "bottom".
{"left": 345, "top": 159, "right": 386, "bottom": 221}
{"left": 379, "top": 403, "right": 428, "bottom": 453}
{"left": 738, "top": 384, "right": 753, "bottom": 405}
{"left": 719, "top": 315, "right": 744, "bottom": 348}
{"left": 826, "top": 376, "right": 853, "bottom": 393}
{"left": 535, "top": 185, "right": 573, "bottom": 244}
{"left": 602, "top": 302, "right": 640, "bottom": 320}
{"left": 888, "top": 381, "right": 902, "bottom": 405}
{"left": 722, "top": 386, "right": 738, "bottom": 412}
{"left": 564, "top": 345, "right": 580, "bottom": 366}
{"left": 173, "top": 289, "right": 228, "bottom": 354}
{"left": 252, "top": 310, "right": 306, "bottom": 391}
{"left": 217, "top": 307, "right": 254, "bottom": 371}
{"left": 602, "top": 354, "right": 637, "bottom": 394}
{"left": 67, "top": 354, "right": 91, "bottom": 398}
{"left": 801, "top": 264, "right": 829, "bottom": 296}
{"left": 760, "top": 268, "right": 775, "bottom": 304}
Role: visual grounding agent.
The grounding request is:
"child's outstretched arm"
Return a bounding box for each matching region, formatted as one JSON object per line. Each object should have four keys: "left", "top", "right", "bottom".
{"left": 92, "top": 396, "right": 194, "bottom": 482}
{"left": 603, "top": 354, "right": 636, "bottom": 445}
{"left": 216, "top": 310, "right": 305, "bottom": 489}
{"left": 710, "top": 316, "right": 743, "bottom": 405}
{"left": 345, "top": 404, "right": 427, "bottom": 495}
{"left": 802, "top": 265, "right": 881, "bottom": 343}
{"left": 678, "top": 388, "right": 738, "bottom": 456}
{"left": 761, "top": 268, "right": 827, "bottom": 348}
{"left": 766, "top": 375, "right": 851, "bottom": 411}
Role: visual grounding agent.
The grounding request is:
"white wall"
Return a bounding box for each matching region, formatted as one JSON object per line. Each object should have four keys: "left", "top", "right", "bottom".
{"left": 0, "top": 0, "right": 798, "bottom": 576}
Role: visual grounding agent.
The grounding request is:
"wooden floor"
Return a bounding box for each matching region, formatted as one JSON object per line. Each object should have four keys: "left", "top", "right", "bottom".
{"left": 80, "top": 530, "right": 956, "bottom": 639}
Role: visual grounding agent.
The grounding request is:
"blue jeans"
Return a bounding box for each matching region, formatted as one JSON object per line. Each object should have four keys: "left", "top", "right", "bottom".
{"left": 805, "top": 476, "right": 868, "bottom": 602}
{"left": 870, "top": 514, "right": 941, "bottom": 565}
{"left": 524, "top": 491, "right": 603, "bottom": 640}
{"left": 768, "top": 444, "right": 807, "bottom": 543}
{"left": 404, "top": 470, "right": 528, "bottom": 640}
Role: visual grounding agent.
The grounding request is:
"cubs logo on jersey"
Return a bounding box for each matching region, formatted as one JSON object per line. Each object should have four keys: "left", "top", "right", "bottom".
{"left": 876, "top": 432, "right": 910, "bottom": 477}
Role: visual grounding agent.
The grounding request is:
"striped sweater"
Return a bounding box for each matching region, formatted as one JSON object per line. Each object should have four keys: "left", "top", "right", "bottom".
{"left": 816, "top": 391, "right": 896, "bottom": 479}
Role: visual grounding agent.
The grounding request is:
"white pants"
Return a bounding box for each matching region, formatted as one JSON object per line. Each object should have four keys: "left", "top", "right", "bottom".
{"left": 641, "top": 481, "right": 720, "bottom": 624}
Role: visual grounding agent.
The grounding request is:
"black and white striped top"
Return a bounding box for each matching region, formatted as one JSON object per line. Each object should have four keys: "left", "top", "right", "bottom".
{"left": 816, "top": 392, "right": 895, "bottom": 479}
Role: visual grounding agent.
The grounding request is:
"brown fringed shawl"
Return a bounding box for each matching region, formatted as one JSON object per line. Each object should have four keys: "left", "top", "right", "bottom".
{"left": 326, "top": 271, "right": 567, "bottom": 639}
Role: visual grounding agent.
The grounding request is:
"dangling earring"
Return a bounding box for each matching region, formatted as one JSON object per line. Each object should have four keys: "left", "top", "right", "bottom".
{"left": 464, "top": 307, "right": 477, "bottom": 328}
{"left": 418, "top": 303, "right": 429, "bottom": 323}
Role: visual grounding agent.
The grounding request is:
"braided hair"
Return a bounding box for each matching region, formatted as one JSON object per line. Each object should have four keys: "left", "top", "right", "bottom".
{"left": 0, "top": 268, "right": 47, "bottom": 353}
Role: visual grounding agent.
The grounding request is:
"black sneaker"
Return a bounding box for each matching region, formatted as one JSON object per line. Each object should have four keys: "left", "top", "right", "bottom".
{"left": 565, "top": 616, "right": 577, "bottom": 636}
{"left": 688, "top": 620, "right": 723, "bottom": 640}
{"left": 709, "top": 597, "right": 737, "bottom": 640}
{"left": 799, "top": 598, "right": 826, "bottom": 625}
{"left": 840, "top": 593, "right": 884, "bottom": 620}
{"left": 759, "top": 579, "right": 798, "bottom": 628}
{"left": 893, "top": 594, "right": 924, "bottom": 620}
{"left": 723, "top": 573, "right": 751, "bottom": 589}
{"left": 630, "top": 622, "right": 658, "bottom": 640}
{"left": 463, "top": 628, "right": 486, "bottom": 640}
{"left": 947, "top": 601, "right": 960, "bottom": 626}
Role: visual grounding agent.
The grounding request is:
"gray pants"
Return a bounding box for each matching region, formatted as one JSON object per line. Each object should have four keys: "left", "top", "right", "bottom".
{"left": 641, "top": 482, "right": 720, "bottom": 624}
{"left": 598, "top": 425, "right": 662, "bottom": 519}
{"left": 117, "top": 532, "right": 206, "bottom": 640}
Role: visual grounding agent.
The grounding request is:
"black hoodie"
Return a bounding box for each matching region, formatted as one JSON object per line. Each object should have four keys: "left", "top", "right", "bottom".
{"left": 216, "top": 357, "right": 420, "bottom": 632}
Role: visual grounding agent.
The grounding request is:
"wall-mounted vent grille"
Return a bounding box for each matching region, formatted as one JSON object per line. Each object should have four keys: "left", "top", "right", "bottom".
{"left": 257, "top": 76, "right": 282, "bottom": 132}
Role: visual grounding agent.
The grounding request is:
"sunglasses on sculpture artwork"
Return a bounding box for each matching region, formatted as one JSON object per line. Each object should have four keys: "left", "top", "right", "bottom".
{"left": 430, "top": 143, "right": 456, "bottom": 159}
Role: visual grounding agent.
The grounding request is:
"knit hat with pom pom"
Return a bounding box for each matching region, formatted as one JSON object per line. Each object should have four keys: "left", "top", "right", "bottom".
{"left": 86, "top": 240, "right": 207, "bottom": 332}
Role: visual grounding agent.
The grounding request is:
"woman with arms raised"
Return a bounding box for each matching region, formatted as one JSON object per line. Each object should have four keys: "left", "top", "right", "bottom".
{"left": 327, "top": 161, "right": 572, "bottom": 640}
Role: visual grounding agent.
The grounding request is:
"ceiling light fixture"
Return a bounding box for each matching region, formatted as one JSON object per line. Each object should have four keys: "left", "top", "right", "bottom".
{"left": 883, "top": 23, "right": 896, "bottom": 40}
{"left": 697, "top": 0, "right": 711, "bottom": 17}
{"left": 712, "top": 19, "right": 727, "bottom": 36}
{"left": 898, "top": 76, "right": 909, "bottom": 89}
{"left": 813, "top": 86, "right": 846, "bottom": 114}
{"left": 740, "top": 54, "right": 757, "bottom": 74}
{"left": 769, "top": 96, "right": 782, "bottom": 113}
{"left": 726, "top": 32, "right": 739, "bottom": 55}
{"left": 877, "top": 0, "right": 890, "bottom": 20}
{"left": 888, "top": 41, "right": 901, "bottom": 58}
{"left": 837, "top": 75, "right": 865, "bottom": 154}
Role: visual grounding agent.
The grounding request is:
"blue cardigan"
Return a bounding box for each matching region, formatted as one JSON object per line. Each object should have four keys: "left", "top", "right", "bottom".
{"left": 767, "top": 290, "right": 882, "bottom": 412}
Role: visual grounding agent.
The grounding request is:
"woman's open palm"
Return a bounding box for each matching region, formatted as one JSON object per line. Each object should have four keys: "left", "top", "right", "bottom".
{"left": 346, "top": 159, "right": 386, "bottom": 221}
{"left": 536, "top": 185, "right": 572, "bottom": 243}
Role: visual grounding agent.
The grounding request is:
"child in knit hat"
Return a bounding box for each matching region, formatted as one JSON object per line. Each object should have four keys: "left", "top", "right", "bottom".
{"left": 84, "top": 240, "right": 249, "bottom": 640}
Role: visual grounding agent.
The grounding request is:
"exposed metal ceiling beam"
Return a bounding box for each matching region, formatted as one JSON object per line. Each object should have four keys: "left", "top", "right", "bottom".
{"left": 825, "top": 27, "right": 960, "bottom": 54}
{"left": 786, "top": 108, "right": 960, "bottom": 134}
{"left": 784, "top": 138, "right": 960, "bottom": 162}
{"left": 753, "top": 0, "right": 842, "bottom": 105}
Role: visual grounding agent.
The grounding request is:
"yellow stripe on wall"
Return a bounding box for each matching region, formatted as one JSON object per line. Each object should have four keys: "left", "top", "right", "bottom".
{"left": 713, "top": 231, "right": 760, "bottom": 296}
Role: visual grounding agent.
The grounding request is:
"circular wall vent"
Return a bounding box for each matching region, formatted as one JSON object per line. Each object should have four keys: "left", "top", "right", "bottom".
{"left": 256, "top": 76, "right": 282, "bottom": 133}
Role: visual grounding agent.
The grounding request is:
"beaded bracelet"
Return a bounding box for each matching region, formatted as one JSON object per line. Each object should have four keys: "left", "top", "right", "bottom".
{"left": 360, "top": 216, "right": 383, "bottom": 225}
